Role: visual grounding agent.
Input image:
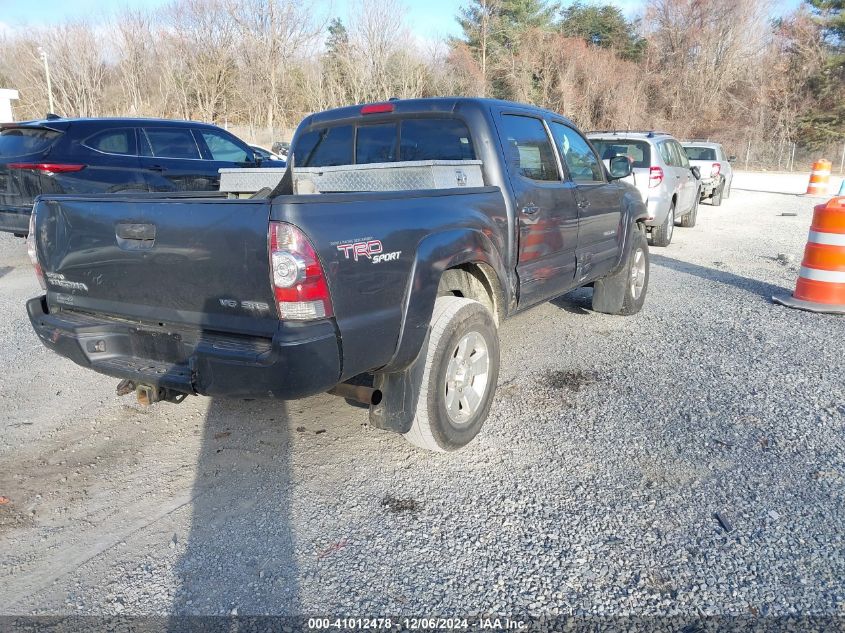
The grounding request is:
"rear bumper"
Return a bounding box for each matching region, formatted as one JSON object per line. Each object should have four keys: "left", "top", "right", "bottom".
{"left": 27, "top": 296, "right": 342, "bottom": 399}
{"left": 0, "top": 206, "right": 32, "bottom": 234}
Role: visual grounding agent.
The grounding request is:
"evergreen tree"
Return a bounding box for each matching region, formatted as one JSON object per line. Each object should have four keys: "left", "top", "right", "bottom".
{"left": 799, "top": 0, "right": 844, "bottom": 148}
{"left": 326, "top": 18, "right": 349, "bottom": 57}
{"left": 558, "top": 2, "right": 645, "bottom": 62}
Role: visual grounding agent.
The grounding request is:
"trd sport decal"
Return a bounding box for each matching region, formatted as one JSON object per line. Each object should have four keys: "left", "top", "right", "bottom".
{"left": 335, "top": 239, "right": 401, "bottom": 264}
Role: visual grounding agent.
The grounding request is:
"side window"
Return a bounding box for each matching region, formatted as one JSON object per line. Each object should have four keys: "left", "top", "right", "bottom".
{"left": 83, "top": 128, "right": 135, "bottom": 156}
{"left": 296, "top": 125, "right": 353, "bottom": 167}
{"left": 356, "top": 123, "right": 398, "bottom": 164}
{"left": 400, "top": 118, "right": 475, "bottom": 161}
{"left": 199, "top": 130, "right": 250, "bottom": 162}
{"left": 673, "top": 142, "right": 689, "bottom": 168}
{"left": 499, "top": 114, "right": 559, "bottom": 181}
{"left": 658, "top": 141, "right": 674, "bottom": 166}
{"left": 143, "top": 128, "right": 201, "bottom": 160}
{"left": 549, "top": 122, "right": 604, "bottom": 182}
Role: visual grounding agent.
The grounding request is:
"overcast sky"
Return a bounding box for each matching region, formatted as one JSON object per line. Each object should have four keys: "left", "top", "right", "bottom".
{"left": 0, "top": 0, "right": 805, "bottom": 41}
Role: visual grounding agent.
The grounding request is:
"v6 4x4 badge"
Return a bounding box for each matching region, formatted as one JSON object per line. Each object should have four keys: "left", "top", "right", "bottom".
{"left": 336, "top": 239, "right": 401, "bottom": 264}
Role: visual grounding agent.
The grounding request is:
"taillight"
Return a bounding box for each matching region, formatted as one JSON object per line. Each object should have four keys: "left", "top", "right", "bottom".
{"left": 269, "top": 222, "right": 332, "bottom": 320}
{"left": 27, "top": 211, "right": 46, "bottom": 290}
{"left": 9, "top": 163, "right": 85, "bottom": 174}
{"left": 649, "top": 166, "right": 664, "bottom": 188}
{"left": 361, "top": 103, "right": 394, "bottom": 115}
{"left": 710, "top": 163, "right": 721, "bottom": 178}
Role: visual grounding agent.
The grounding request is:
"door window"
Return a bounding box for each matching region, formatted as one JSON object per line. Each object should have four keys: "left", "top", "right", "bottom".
{"left": 658, "top": 141, "right": 675, "bottom": 166}
{"left": 142, "top": 128, "right": 201, "bottom": 159}
{"left": 549, "top": 122, "right": 604, "bottom": 182}
{"left": 200, "top": 130, "right": 250, "bottom": 162}
{"left": 499, "top": 115, "right": 559, "bottom": 182}
{"left": 83, "top": 129, "right": 136, "bottom": 156}
{"left": 672, "top": 142, "right": 690, "bottom": 168}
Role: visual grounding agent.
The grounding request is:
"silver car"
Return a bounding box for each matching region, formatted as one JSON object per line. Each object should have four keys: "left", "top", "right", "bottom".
{"left": 588, "top": 131, "right": 701, "bottom": 247}
{"left": 681, "top": 141, "right": 734, "bottom": 206}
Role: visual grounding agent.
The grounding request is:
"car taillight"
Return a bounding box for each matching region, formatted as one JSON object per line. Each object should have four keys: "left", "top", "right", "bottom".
{"left": 269, "top": 222, "right": 332, "bottom": 320}
{"left": 710, "top": 163, "right": 721, "bottom": 178}
{"left": 649, "top": 166, "right": 664, "bottom": 188}
{"left": 27, "top": 211, "right": 46, "bottom": 290}
{"left": 9, "top": 163, "right": 85, "bottom": 174}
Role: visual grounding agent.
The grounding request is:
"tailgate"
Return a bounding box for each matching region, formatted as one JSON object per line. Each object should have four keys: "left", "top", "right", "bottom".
{"left": 34, "top": 195, "right": 279, "bottom": 337}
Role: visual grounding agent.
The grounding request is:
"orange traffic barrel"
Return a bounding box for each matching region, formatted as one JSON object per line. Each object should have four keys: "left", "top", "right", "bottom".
{"left": 773, "top": 196, "right": 845, "bottom": 314}
{"left": 806, "top": 159, "right": 832, "bottom": 196}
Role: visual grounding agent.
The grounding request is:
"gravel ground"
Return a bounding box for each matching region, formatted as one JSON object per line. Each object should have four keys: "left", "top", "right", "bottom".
{"left": 0, "top": 190, "right": 843, "bottom": 619}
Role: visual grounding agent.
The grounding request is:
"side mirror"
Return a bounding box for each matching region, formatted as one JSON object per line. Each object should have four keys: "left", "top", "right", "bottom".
{"left": 252, "top": 152, "right": 263, "bottom": 166}
{"left": 728, "top": 155, "right": 737, "bottom": 162}
{"left": 608, "top": 155, "right": 632, "bottom": 180}
{"left": 690, "top": 166, "right": 701, "bottom": 180}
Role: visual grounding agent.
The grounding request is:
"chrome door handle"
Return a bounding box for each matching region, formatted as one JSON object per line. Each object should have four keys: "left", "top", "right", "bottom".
{"left": 577, "top": 198, "right": 590, "bottom": 209}
{"left": 522, "top": 203, "right": 540, "bottom": 214}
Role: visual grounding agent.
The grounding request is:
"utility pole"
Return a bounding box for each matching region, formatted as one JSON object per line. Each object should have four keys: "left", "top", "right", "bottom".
{"left": 38, "top": 47, "right": 54, "bottom": 114}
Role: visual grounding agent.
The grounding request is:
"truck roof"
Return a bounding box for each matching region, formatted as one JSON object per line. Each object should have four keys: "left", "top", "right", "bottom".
{"left": 303, "top": 97, "right": 578, "bottom": 129}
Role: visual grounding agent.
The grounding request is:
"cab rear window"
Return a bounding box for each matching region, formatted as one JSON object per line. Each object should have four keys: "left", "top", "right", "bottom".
{"left": 590, "top": 139, "right": 651, "bottom": 169}
{"left": 295, "top": 117, "right": 475, "bottom": 167}
{"left": 0, "top": 127, "right": 62, "bottom": 158}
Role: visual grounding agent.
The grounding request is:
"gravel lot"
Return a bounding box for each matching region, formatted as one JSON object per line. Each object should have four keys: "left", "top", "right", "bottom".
{"left": 1, "top": 189, "right": 843, "bottom": 619}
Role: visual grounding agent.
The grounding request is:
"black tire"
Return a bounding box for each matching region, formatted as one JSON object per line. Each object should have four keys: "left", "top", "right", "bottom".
{"left": 680, "top": 191, "right": 699, "bottom": 227}
{"left": 650, "top": 203, "right": 674, "bottom": 247}
{"left": 710, "top": 182, "right": 723, "bottom": 206}
{"left": 592, "top": 227, "right": 649, "bottom": 316}
{"left": 404, "top": 296, "right": 500, "bottom": 452}
{"left": 724, "top": 179, "right": 732, "bottom": 199}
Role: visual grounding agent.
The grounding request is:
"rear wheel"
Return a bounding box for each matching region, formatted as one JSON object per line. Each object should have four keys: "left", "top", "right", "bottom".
{"left": 593, "top": 226, "right": 649, "bottom": 316}
{"left": 680, "top": 191, "right": 699, "bottom": 227}
{"left": 650, "top": 203, "right": 674, "bottom": 247}
{"left": 724, "top": 178, "right": 732, "bottom": 199}
{"left": 404, "top": 296, "right": 500, "bottom": 452}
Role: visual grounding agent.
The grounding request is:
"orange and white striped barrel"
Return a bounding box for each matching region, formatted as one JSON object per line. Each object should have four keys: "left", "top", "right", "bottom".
{"left": 773, "top": 196, "right": 845, "bottom": 313}
{"left": 806, "top": 159, "right": 832, "bottom": 196}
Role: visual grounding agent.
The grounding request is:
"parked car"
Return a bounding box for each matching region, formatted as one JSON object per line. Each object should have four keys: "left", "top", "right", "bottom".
{"left": 0, "top": 117, "right": 262, "bottom": 236}
{"left": 27, "top": 97, "right": 649, "bottom": 452}
{"left": 681, "top": 141, "right": 734, "bottom": 206}
{"left": 588, "top": 131, "right": 701, "bottom": 247}
{"left": 271, "top": 141, "right": 290, "bottom": 159}
{"left": 251, "top": 145, "right": 286, "bottom": 165}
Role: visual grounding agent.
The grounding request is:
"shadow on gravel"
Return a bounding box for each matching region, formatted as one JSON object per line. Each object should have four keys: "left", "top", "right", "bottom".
{"left": 651, "top": 254, "right": 791, "bottom": 300}
{"left": 170, "top": 398, "right": 299, "bottom": 618}
{"left": 550, "top": 287, "right": 593, "bottom": 315}
{"left": 0, "top": 266, "right": 12, "bottom": 280}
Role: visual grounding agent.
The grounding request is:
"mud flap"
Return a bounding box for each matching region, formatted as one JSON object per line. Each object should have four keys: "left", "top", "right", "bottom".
{"left": 369, "top": 330, "right": 430, "bottom": 434}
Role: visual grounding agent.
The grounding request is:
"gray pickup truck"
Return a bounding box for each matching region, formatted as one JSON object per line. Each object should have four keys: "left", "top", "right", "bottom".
{"left": 27, "top": 98, "right": 649, "bottom": 452}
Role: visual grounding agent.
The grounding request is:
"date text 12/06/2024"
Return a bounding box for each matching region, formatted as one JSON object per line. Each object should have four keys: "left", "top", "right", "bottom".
{"left": 307, "top": 617, "right": 527, "bottom": 630}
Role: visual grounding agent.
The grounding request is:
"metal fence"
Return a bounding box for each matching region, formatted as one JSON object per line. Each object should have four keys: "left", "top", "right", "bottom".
{"left": 721, "top": 139, "right": 845, "bottom": 174}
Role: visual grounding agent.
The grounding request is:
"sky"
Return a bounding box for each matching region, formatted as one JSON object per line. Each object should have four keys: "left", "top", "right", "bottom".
{"left": 0, "top": 0, "right": 805, "bottom": 41}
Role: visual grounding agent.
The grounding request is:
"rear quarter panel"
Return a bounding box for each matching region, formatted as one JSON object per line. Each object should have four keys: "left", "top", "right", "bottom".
{"left": 272, "top": 187, "right": 509, "bottom": 379}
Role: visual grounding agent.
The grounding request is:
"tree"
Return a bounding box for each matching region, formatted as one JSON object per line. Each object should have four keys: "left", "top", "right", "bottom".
{"left": 558, "top": 2, "right": 645, "bottom": 61}
{"left": 797, "top": 0, "right": 844, "bottom": 148}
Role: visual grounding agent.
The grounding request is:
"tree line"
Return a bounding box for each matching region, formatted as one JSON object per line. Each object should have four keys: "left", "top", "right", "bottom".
{"left": 0, "top": 0, "right": 842, "bottom": 168}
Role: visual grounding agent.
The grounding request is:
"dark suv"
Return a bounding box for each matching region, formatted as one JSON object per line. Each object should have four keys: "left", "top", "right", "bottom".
{"left": 0, "top": 117, "right": 261, "bottom": 235}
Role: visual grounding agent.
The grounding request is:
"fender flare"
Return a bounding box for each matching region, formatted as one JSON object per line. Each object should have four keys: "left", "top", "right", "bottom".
{"left": 381, "top": 228, "right": 508, "bottom": 374}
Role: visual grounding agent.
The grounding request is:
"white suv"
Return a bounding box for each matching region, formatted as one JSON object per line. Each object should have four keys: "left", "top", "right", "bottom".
{"left": 681, "top": 141, "right": 734, "bottom": 206}
{"left": 588, "top": 131, "right": 701, "bottom": 247}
